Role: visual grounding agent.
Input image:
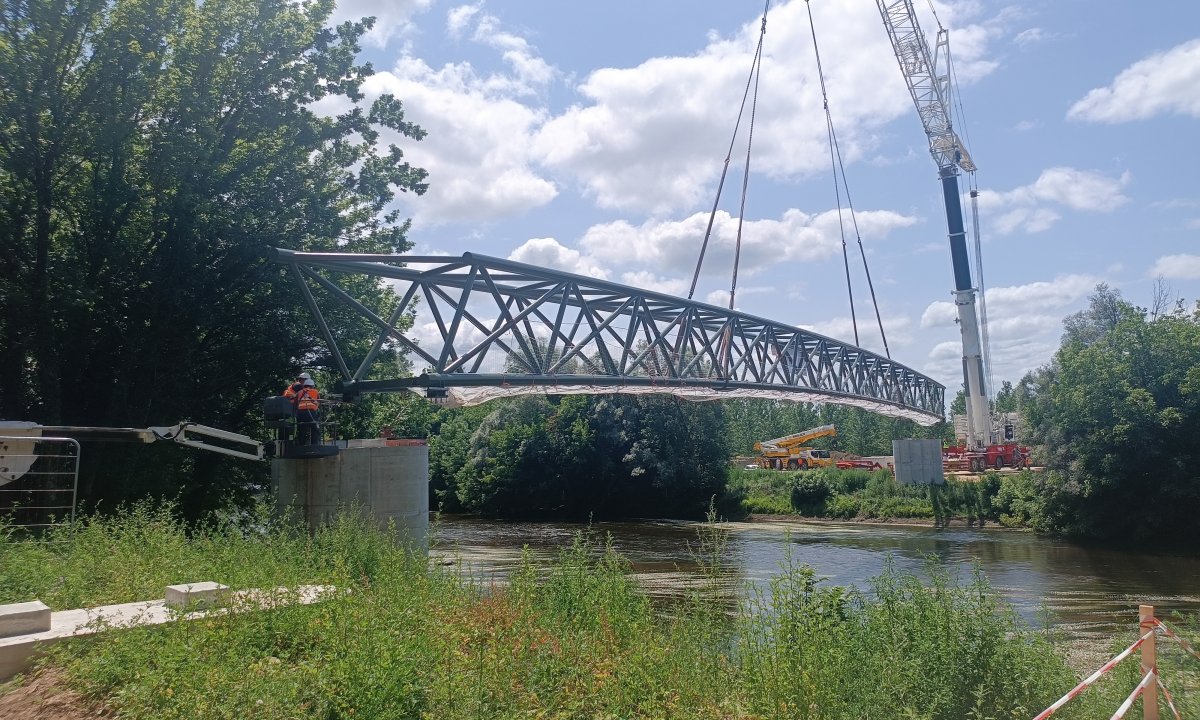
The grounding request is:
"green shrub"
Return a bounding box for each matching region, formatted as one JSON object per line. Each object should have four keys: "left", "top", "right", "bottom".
{"left": 994, "top": 470, "right": 1047, "bottom": 528}
{"left": 824, "top": 494, "right": 861, "bottom": 519}
{"left": 741, "top": 494, "right": 794, "bottom": 515}
{"left": 790, "top": 473, "right": 832, "bottom": 511}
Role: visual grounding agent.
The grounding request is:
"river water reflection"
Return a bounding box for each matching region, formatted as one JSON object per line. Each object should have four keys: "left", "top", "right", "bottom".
{"left": 434, "top": 515, "right": 1200, "bottom": 646}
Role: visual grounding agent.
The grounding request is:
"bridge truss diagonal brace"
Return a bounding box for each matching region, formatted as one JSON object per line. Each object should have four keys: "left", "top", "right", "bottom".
{"left": 271, "top": 248, "right": 945, "bottom": 425}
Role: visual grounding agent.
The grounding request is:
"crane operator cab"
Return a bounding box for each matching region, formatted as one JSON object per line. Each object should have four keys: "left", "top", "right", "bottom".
{"left": 262, "top": 396, "right": 340, "bottom": 460}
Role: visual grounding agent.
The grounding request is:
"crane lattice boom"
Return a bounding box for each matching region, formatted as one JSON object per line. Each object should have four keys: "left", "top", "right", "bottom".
{"left": 876, "top": 0, "right": 975, "bottom": 173}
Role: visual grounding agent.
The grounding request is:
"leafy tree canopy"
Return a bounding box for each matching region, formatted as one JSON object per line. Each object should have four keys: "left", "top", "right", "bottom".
{"left": 1018, "top": 285, "right": 1200, "bottom": 546}
{"left": 0, "top": 0, "right": 426, "bottom": 511}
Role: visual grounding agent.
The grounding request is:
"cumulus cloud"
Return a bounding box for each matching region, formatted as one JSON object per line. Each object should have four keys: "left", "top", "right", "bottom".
{"left": 358, "top": 61, "right": 558, "bottom": 223}
{"left": 799, "top": 315, "right": 913, "bottom": 354}
{"left": 578, "top": 208, "right": 916, "bottom": 278}
{"left": 920, "top": 273, "right": 1100, "bottom": 385}
{"left": 332, "top": 0, "right": 431, "bottom": 48}
{"left": 508, "top": 237, "right": 609, "bottom": 279}
{"left": 1151, "top": 254, "right": 1200, "bottom": 280}
{"left": 530, "top": 0, "right": 1002, "bottom": 213}
{"left": 322, "top": 1, "right": 1011, "bottom": 225}
{"left": 975, "top": 167, "right": 1130, "bottom": 234}
{"left": 620, "top": 271, "right": 689, "bottom": 297}
{"left": 1068, "top": 39, "right": 1200, "bottom": 123}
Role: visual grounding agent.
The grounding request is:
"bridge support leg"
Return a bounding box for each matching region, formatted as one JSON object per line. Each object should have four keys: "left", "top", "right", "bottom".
{"left": 271, "top": 439, "right": 429, "bottom": 551}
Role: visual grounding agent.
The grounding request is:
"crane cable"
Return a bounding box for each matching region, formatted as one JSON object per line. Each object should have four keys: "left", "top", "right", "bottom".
{"left": 804, "top": 0, "right": 891, "bottom": 358}
{"left": 687, "top": 0, "right": 770, "bottom": 303}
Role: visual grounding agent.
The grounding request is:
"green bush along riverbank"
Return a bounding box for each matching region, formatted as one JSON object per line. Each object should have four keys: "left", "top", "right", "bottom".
{"left": 2, "top": 504, "right": 1195, "bottom": 719}
{"left": 729, "top": 466, "right": 1042, "bottom": 526}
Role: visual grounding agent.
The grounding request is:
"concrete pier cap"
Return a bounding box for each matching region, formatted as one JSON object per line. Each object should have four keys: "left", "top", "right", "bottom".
{"left": 271, "top": 439, "right": 429, "bottom": 549}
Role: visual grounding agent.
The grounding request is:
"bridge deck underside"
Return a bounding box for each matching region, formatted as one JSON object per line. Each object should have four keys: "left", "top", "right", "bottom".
{"left": 274, "top": 250, "right": 945, "bottom": 425}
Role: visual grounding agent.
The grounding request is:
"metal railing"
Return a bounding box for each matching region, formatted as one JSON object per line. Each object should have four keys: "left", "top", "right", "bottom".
{"left": 0, "top": 435, "right": 80, "bottom": 531}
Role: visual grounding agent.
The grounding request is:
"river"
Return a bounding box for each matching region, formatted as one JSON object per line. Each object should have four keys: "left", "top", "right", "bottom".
{"left": 433, "top": 515, "right": 1200, "bottom": 656}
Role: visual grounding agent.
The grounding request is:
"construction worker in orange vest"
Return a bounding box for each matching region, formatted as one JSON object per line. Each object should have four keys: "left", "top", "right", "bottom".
{"left": 295, "top": 378, "right": 320, "bottom": 445}
{"left": 283, "top": 372, "right": 310, "bottom": 401}
{"left": 282, "top": 373, "right": 320, "bottom": 445}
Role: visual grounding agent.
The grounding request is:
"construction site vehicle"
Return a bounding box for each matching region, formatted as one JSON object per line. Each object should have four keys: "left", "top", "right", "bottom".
{"left": 753, "top": 424, "right": 837, "bottom": 470}
{"left": 835, "top": 458, "right": 886, "bottom": 472}
{"left": 876, "top": 0, "right": 1025, "bottom": 473}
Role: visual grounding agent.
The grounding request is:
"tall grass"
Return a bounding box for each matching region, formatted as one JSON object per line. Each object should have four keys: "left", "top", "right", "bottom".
{"left": 1, "top": 504, "right": 1192, "bottom": 719}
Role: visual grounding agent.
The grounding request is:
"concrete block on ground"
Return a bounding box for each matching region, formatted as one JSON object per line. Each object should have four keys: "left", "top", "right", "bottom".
{"left": 893, "top": 439, "right": 945, "bottom": 485}
{"left": 165, "top": 582, "right": 229, "bottom": 610}
{"left": 0, "top": 601, "right": 50, "bottom": 638}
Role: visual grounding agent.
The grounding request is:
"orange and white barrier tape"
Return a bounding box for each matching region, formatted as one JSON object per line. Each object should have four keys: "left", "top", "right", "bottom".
{"left": 1109, "top": 670, "right": 1154, "bottom": 720}
{"left": 1031, "top": 627, "right": 1155, "bottom": 720}
{"left": 1154, "top": 617, "right": 1200, "bottom": 664}
{"left": 1156, "top": 673, "right": 1182, "bottom": 720}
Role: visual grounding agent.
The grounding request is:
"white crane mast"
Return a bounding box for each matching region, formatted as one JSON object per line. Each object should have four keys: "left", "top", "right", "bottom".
{"left": 876, "top": 0, "right": 991, "bottom": 449}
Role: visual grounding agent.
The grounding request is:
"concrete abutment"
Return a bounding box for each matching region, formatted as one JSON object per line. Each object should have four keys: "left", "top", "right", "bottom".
{"left": 271, "top": 439, "right": 429, "bottom": 548}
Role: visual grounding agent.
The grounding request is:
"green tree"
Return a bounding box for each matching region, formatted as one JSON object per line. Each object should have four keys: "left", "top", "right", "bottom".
{"left": 1019, "top": 286, "right": 1200, "bottom": 545}
{"left": 993, "top": 381, "right": 1017, "bottom": 413}
{"left": 0, "top": 0, "right": 427, "bottom": 511}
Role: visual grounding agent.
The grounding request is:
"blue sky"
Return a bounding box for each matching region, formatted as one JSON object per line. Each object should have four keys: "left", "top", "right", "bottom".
{"left": 321, "top": 0, "right": 1200, "bottom": 393}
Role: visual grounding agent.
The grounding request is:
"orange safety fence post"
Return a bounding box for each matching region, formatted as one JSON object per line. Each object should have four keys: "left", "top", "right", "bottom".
{"left": 1139, "top": 604, "right": 1158, "bottom": 720}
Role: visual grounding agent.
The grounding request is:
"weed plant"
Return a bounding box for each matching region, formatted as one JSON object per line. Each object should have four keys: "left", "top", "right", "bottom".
{"left": 1, "top": 504, "right": 1192, "bottom": 718}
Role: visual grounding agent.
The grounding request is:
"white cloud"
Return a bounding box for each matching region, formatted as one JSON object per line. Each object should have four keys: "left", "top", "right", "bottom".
{"left": 1013, "top": 119, "right": 1040, "bottom": 132}
{"left": 800, "top": 315, "right": 913, "bottom": 354}
{"left": 332, "top": 0, "right": 431, "bottom": 48}
{"left": 359, "top": 61, "right": 558, "bottom": 223}
{"left": 1013, "top": 27, "right": 1054, "bottom": 47}
{"left": 1068, "top": 38, "right": 1200, "bottom": 123}
{"left": 464, "top": 11, "right": 556, "bottom": 93}
{"left": 325, "top": 1, "right": 1010, "bottom": 225}
{"left": 508, "top": 238, "right": 609, "bottom": 279}
{"left": 578, "top": 208, "right": 916, "bottom": 278}
{"left": 706, "top": 289, "right": 731, "bottom": 308}
{"left": 446, "top": 4, "right": 481, "bottom": 38}
{"left": 620, "top": 271, "right": 689, "bottom": 297}
{"left": 976, "top": 167, "right": 1130, "bottom": 234}
{"left": 921, "top": 273, "right": 1100, "bottom": 385}
{"left": 1151, "top": 254, "right": 1200, "bottom": 280}
{"left": 920, "top": 301, "right": 958, "bottom": 328}
{"left": 531, "top": 0, "right": 1002, "bottom": 213}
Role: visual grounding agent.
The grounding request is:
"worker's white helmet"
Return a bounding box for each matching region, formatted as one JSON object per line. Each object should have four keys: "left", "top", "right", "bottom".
{"left": 298, "top": 372, "right": 312, "bottom": 380}
{"left": 303, "top": 379, "right": 315, "bottom": 387}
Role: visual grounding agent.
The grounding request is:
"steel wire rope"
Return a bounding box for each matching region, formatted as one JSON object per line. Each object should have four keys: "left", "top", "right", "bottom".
{"left": 720, "top": 6, "right": 768, "bottom": 379}
{"left": 687, "top": 0, "right": 770, "bottom": 302}
{"left": 804, "top": 0, "right": 892, "bottom": 357}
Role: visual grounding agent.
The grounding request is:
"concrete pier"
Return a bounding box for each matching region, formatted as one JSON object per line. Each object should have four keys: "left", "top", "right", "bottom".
{"left": 271, "top": 439, "right": 429, "bottom": 548}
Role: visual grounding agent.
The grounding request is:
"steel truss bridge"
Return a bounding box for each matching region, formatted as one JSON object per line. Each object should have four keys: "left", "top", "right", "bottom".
{"left": 273, "top": 249, "right": 944, "bottom": 425}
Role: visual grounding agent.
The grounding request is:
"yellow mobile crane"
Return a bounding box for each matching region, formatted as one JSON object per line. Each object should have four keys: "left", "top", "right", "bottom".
{"left": 754, "top": 424, "right": 837, "bottom": 470}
